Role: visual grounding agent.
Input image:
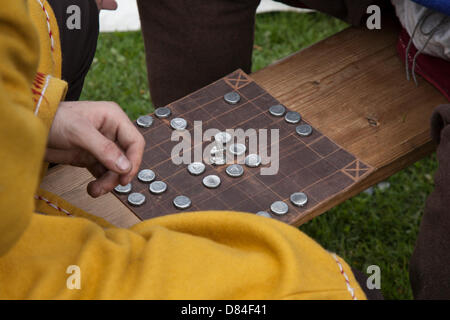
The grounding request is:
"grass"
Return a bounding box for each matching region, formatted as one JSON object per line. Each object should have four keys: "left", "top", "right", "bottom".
{"left": 80, "top": 12, "right": 438, "bottom": 299}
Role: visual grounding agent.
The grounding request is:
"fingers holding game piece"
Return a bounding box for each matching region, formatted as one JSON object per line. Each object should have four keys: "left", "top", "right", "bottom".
{"left": 87, "top": 162, "right": 108, "bottom": 179}
{"left": 116, "top": 116, "right": 146, "bottom": 186}
{"left": 93, "top": 101, "right": 145, "bottom": 185}
{"left": 73, "top": 120, "right": 132, "bottom": 175}
{"left": 47, "top": 101, "right": 145, "bottom": 194}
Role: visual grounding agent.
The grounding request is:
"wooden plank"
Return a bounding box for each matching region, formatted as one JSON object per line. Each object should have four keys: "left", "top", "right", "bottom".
{"left": 253, "top": 23, "right": 445, "bottom": 170}
{"left": 41, "top": 166, "right": 140, "bottom": 228}
{"left": 40, "top": 24, "right": 447, "bottom": 228}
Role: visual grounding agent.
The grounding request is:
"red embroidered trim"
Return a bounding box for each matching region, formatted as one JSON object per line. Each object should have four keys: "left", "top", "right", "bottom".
{"left": 36, "top": 0, "right": 54, "bottom": 52}
{"left": 331, "top": 253, "right": 357, "bottom": 300}
{"left": 32, "top": 72, "right": 46, "bottom": 105}
{"left": 34, "top": 195, "right": 73, "bottom": 217}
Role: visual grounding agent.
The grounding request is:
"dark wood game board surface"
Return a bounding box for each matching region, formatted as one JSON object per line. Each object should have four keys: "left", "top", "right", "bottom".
{"left": 113, "top": 70, "right": 373, "bottom": 224}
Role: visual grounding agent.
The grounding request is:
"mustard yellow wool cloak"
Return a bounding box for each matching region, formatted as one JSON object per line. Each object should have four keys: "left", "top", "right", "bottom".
{"left": 0, "top": 0, "right": 366, "bottom": 300}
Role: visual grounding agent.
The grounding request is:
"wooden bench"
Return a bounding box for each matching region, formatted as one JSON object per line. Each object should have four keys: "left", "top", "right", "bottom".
{"left": 41, "top": 23, "right": 448, "bottom": 228}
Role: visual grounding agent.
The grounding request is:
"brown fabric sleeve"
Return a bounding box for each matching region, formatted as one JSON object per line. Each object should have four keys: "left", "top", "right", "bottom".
{"left": 410, "top": 104, "right": 450, "bottom": 299}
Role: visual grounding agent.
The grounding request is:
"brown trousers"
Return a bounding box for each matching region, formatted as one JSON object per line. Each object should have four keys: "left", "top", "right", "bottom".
{"left": 410, "top": 105, "right": 450, "bottom": 299}
{"left": 135, "top": 0, "right": 448, "bottom": 299}
{"left": 136, "top": 0, "right": 384, "bottom": 108}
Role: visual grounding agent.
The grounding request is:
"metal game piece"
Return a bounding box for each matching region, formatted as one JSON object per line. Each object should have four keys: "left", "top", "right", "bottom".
{"left": 136, "top": 115, "right": 154, "bottom": 128}
{"left": 173, "top": 195, "right": 192, "bottom": 210}
{"left": 285, "top": 111, "right": 302, "bottom": 124}
{"left": 170, "top": 118, "right": 188, "bottom": 130}
{"left": 210, "top": 145, "right": 225, "bottom": 155}
{"left": 290, "top": 192, "right": 308, "bottom": 207}
{"left": 229, "top": 143, "right": 246, "bottom": 156}
{"left": 224, "top": 92, "right": 241, "bottom": 105}
{"left": 154, "top": 107, "right": 171, "bottom": 119}
{"left": 149, "top": 181, "right": 167, "bottom": 194}
{"left": 127, "top": 192, "right": 146, "bottom": 206}
{"left": 270, "top": 201, "right": 289, "bottom": 215}
{"left": 214, "top": 132, "right": 232, "bottom": 145}
{"left": 114, "top": 183, "right": 132, "bottom": 194}
{"left": 245, "top": 154, "right": 262, "bottom": 168}
{"left": 269, "top": 104, "right": 286, "bottom": 117}
{"left": 137, "top": 169, "right": 156, "bottom": 183}
{"left": 210, "top": 155, "right": 226, "bottom": 166}
{"left": 256, "top": 211, "right": 272, "bottom": 218}
{"left": 226, "top": 164, "right": 244, "bottom": 178}
{"left": 187, "top": 162, "right": 206, "bottom": 176}
{"left": 295, "top": 124, "right": 313, "bottom": 137}
{"left": 202, "top": 175, "right": 221, "bottom": 189}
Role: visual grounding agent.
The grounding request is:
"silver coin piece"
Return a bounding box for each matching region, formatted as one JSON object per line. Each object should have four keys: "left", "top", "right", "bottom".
{"left": 245, "top": 154, "right": 262, "bottom": 168}
{"left": 127, "top": 192, "right": 146, "bottom": 206}
{"left": 210, "top": 145, "right": 225, "bottom": 155}
{"left": 170, "top": 117, "right": 188, "bottom": 130}
{"left": 114, "top": 183, "right": 132, "bottom": 194}
{"left": 229, "top": 143, "right": 246, "bottom": 156}
{"left": 256, "top": 211, "right": 272, "bottom": 218}
{"left": 149, "top": 181, "right": 167, "bottom": 194}
{"left": 136, "top": 115, "right": 154, "bottom": 128}
{"left": 224, "top": 91, "right": 241, "bottom": 105}
{"left": 187, "top": 162, "right": 206, "bottom": 176}
{"left": 290, "top": 192, "right": 308, "bottom": 207}
{"left": 154, "top": 107, "right": 171, "bottom": 119}
{"left": 269, "top": 104, "right": 286, "bottom": 117}
{"left": 285, "top": 111, "right": 302, "bottom": 124}
{"left": 226, "top": 164, "right": 244, "bottom": 178}
{"left": 137, "top": 169, "right": 156, "bottom": 183}
{"left": 203, "top": 175, "right": 221, "bottom": 189}
{"left": 296, "top": 124, "right": 313, "bottom": 137}
{"left": 210, "top": 155, "right": 226, "bottom": 166}
{"left": 270, "top": 201, "right": 289, "bottom": 215}
{"left": 173, "top": 195, "right": 192, "bottom": 210}
{"left": 215, "top": 132, "right": 232, "bottom": 145}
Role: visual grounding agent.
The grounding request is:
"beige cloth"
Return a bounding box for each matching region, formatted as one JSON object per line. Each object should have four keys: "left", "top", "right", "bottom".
{"left": 392, "top": 0, "right": 450, "bottom": 61}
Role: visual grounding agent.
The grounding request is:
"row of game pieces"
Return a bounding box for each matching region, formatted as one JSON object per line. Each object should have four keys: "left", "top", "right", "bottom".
{"left": 135, "top": 91, "right": 314, "bottom": 138}
{"left": 114, "top": 169, "right": 309, "bottom": 216}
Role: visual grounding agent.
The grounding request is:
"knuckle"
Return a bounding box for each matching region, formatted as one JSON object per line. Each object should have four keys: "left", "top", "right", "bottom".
{"left": 101, "top": 140, "right": 120, "bottom": 157}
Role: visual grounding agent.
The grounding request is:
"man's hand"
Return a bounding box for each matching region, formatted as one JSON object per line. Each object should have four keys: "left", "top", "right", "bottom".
{"left": 96, "top": 0, "right": 118, "bottom": 11}
{"left": 47, "top": 101, "right": 145, "bottom": 198}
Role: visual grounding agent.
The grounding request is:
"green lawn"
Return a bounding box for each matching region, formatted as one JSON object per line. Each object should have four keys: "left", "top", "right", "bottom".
{"left": 80, "top": 12, "right": 438, "bottom": 299}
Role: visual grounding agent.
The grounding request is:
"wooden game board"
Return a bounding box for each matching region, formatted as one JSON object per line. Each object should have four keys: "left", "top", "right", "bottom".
{"left": 113, "top": 70, "right": 373, "bottom": 224}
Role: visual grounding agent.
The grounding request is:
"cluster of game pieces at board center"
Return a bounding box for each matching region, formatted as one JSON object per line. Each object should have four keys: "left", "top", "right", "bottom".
{"left": 118, "top": 90, "right": 313, "bottom": 215}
